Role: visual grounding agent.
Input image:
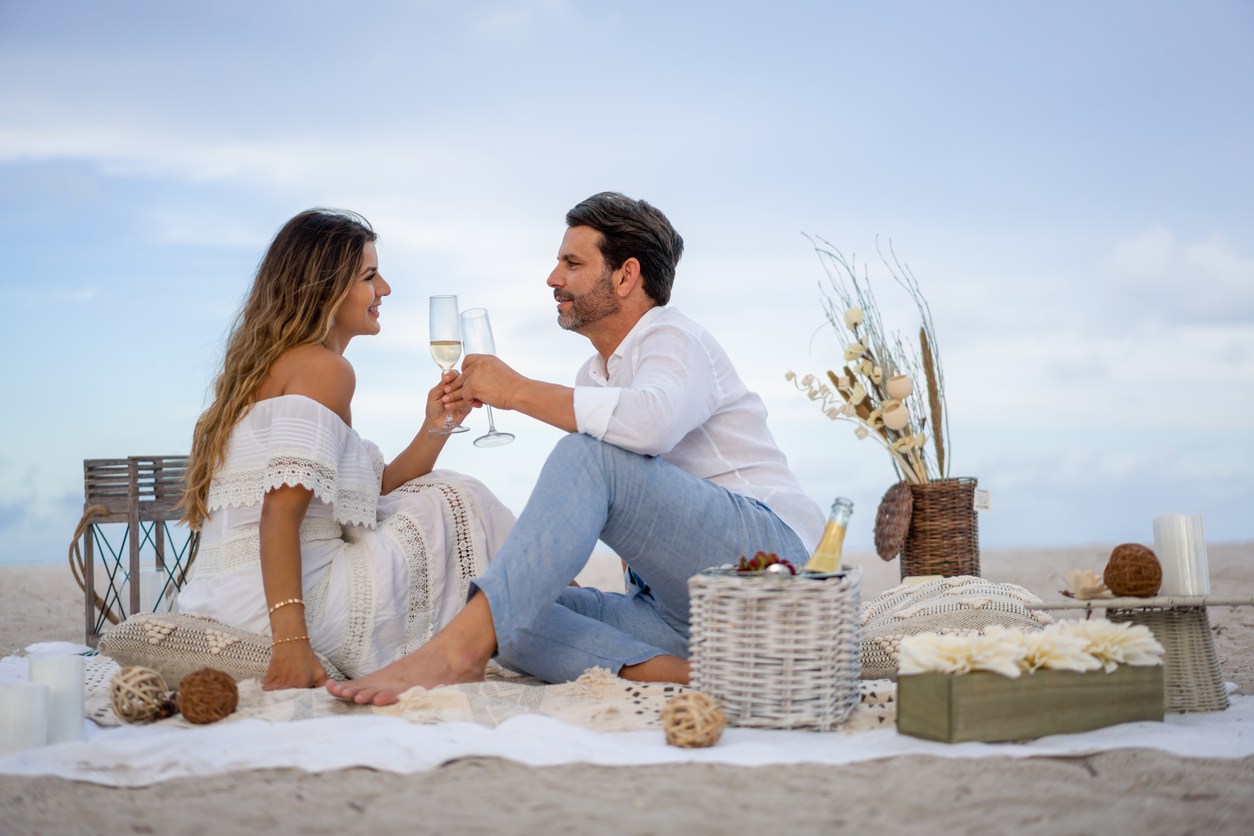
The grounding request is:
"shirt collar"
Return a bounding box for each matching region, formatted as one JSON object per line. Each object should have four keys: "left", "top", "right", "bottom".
{"left": 588, "top": 305, "right": 666, "bottom": 384}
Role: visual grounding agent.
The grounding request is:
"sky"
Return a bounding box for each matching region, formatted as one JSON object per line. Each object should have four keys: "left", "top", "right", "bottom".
{"left": 1, "top": 0, "right": 1252, "bottom": 565}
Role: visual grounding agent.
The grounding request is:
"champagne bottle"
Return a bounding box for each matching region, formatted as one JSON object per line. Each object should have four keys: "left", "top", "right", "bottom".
{"left": 802, "top": 497, "right": 854, "bottom": 574}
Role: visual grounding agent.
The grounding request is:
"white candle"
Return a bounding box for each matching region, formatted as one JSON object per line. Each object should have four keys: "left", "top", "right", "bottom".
{"left": 1153, "top": 513, "right": 1210, "bottom": 597}
{"left": 28, "top": 654, "right": 86, "bottom": 744}
{"left": 0, "top": 683, "right": 49, "bottom": 756}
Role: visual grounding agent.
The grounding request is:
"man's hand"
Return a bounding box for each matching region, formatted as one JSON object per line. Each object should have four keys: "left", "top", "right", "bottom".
{"left": 455, "top": 355, "right": 525, "bottom": 411}
{"left": 450, "top": 355, "right": 578, "bottom": 433}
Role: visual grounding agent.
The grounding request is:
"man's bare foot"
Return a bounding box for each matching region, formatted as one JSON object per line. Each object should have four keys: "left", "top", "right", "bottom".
{"left": 326, "top": 591, "right": 498, "bottom": 706}
{"left": 325, "top": 636, "right": 486, "bottom": 705}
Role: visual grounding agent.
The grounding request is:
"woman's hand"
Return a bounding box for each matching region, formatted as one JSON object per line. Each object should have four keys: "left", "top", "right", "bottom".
{"left": 426, "top": 370, "right": 472, "bottom": 428}
{"left": 262, "top": 641, "right": 328, "bottom": 691}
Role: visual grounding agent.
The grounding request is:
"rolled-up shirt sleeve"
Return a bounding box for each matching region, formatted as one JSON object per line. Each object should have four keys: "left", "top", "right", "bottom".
{"left": 572, "top": 385, "right": 622, "bottom": 440}
{"left": 598, "top": 324, "right": 721, "bottom": 456}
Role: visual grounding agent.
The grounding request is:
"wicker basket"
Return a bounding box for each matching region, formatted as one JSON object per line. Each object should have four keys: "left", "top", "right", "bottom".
{"left": 688, "top": 566, "right": 862, "bottom": 730}
{"left": 1108, "top": 606, "right": 1229, "bottom": 713}
{"left": 899, "top": 478, "right": 980, "bottom": 579}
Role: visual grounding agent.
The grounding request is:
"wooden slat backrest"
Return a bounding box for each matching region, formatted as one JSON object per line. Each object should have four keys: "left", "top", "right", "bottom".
{"left": 83, "top": 456, "right": 190, "bottom": 522}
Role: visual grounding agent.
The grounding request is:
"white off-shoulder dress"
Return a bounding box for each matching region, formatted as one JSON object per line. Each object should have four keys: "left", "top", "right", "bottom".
{"left": 177, "top": 395, "right": 516, "bottom": 679}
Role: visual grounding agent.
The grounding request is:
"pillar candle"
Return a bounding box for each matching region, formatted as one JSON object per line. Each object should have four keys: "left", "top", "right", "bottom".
{"left": 28, "top": 654, "right": 86, "bottom": 744}
{"left": 0, "top": 683, "right": 49, "bottom": 756}
{"left": 1153, "top": 513, "right": 1210, "bottom": 597}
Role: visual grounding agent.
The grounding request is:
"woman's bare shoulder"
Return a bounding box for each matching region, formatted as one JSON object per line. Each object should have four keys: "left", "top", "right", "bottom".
{"left": 261, "top": 346, "right": 355, "bottom": 424}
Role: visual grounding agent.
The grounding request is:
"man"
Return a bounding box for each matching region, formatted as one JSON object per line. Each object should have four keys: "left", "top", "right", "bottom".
{"left": 328, "top": 192, "right": 824, "bottom": 704}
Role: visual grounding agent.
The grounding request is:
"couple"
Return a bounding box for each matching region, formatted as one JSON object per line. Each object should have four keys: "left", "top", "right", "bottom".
{"left": 178, "top": 193, "right": 825, "bottom": 705}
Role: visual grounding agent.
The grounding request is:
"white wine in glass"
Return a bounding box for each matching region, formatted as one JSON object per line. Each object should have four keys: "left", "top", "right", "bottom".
{"left": 429, "top": 295, "right": 469, "bottom": 434}
{"left": 460, "top": 308, "right": 515, "bottom": 448}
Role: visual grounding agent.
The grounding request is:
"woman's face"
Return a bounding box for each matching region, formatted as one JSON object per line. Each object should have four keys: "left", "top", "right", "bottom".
{"left": 330, "top": 241, "right": 390, "bottom": 343}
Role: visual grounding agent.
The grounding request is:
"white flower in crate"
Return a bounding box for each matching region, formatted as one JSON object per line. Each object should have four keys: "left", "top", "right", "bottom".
{"left": 844, "top": 342, "right": 865, "bottom": 361}
{"left": 1020, "top": 626, "right": 1101, "bottom": 673}
{"left": 1057, "top": 619, "right": 1164, "bottom": 673}
{"left": 844, "top": 307, "right": 865, "bottom": 330}
{"left": 849, "top": 381, "right": 868, "bottom": 405}
{"left": 899, "top": 628, "right": 1026, "bottom": 679}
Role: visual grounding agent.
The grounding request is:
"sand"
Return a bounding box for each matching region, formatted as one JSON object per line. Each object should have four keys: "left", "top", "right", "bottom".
{"left": 3, "top": 545, "right": 1253, "bottom": 835}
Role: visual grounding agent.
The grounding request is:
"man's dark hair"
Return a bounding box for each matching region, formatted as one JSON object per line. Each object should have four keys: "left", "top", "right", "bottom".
{"left": 565, "top": 192, "right": 684, "bottom": 306}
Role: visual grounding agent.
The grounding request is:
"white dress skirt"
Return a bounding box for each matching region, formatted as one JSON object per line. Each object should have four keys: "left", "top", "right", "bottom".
{"left": 177, "top": 394, "right": 516, "bottom": 678}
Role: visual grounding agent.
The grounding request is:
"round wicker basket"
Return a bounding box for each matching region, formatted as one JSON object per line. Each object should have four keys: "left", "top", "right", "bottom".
{"left": 687, "top": 566, "right": 862, "bottom": 731}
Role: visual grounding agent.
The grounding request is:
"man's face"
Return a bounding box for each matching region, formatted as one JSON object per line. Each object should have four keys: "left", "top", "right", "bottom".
{"left": 548, "top": 225, "right": 620, "bottom": 332}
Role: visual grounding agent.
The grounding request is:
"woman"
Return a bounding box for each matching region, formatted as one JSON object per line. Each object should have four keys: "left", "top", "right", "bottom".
{"left": 177, "top": 209, "right": 514, "bottom": 690}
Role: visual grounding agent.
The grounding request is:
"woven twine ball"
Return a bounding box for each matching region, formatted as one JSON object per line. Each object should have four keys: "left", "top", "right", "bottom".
{"left": 1104, "top": 543, "right": 1163, "bottom": 597}
{"left": 176, "top": 667, "right": 239, "bottom": 725}
{"left": 109, "top": 666, "right": 171, "bottom": 723}
{"left": 661, "top": 692, "right": 726, "bottom": 749}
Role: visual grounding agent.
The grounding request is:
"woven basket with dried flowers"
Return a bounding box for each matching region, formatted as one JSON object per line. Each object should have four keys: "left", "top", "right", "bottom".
{"left": 788, "top": 238, "right": 978, "bottom": 576}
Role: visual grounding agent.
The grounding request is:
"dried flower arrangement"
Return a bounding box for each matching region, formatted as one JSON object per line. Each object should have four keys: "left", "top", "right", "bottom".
{"left": 787, "top": 237, "right": 949, "bottom": 484}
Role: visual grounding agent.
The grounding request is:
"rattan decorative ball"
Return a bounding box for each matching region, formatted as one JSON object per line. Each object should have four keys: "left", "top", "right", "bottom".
{"left": 661, "top": 692, "right": 726, "bottom": 748}
{"left": 176, "top": 667, "right": 239, "bottom": 724}
{"left": 874, "top": 481, "right": 913, "bottom": 562}
{"left": 110, "top": 666, "right": 171, "bottom": 723}
{"left": 1104, "top": 543, "right": 1162, "bottom": 598}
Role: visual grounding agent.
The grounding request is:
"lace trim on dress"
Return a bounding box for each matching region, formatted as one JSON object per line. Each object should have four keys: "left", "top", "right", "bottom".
{"left": 304, "top": 568, "right": 332, "bottom": 628}
{"left": 206, "top": 454, "right": 378, "bottom": 529}
{"left": 195, "top": 518, "right": 345, "bottom": 579}
{"left": 362, "top": 440, "right": 386, "bottom": 492}
{"left": 379, "top": 511, "right": 435, "bottom": 657}
{"left": 331, "top": 527, "right": 377, "bottom": 679}
{"left": 388, "top": 478, "right": 483, "bottom": 656}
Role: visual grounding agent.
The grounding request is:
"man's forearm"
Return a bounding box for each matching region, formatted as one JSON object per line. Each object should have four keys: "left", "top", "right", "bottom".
{"left": 510, "top": 378, "right": 578, "bottom": 433}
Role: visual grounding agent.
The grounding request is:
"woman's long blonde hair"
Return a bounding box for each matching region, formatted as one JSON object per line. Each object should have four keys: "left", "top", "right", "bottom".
{"left": 179, "top": 209, "right": 377, "bottom": 529}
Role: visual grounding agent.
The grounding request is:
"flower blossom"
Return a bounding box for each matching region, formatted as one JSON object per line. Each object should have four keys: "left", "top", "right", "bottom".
{"left": 1057, "top": 619, "right": 1164, "bottom": 673}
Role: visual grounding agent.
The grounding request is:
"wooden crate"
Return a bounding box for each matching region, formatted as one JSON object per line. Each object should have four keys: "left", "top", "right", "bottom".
{"left": 897, "top": 666, "right": 1164, "bottom": 743}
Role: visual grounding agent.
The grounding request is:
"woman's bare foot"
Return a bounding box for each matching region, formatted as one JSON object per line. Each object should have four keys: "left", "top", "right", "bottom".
{"left": 326, "top": 592, "right": 498, "bottom": 706}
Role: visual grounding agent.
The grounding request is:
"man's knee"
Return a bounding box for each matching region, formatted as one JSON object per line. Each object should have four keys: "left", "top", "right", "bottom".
{"left": 553, "top": 432, "right": 603, "bottom": 460}
{"left": 552, "top": 432, "right": 651, "bottom": 470}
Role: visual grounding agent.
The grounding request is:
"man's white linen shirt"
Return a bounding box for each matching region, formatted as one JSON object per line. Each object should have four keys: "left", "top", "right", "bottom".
{"left": 572, "top": 306, "right": 825, "bottom": 551}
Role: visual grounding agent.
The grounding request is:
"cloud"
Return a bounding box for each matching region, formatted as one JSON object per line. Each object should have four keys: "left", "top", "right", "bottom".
{"left": 474, "top": 0, "right": 573, "bottom": 42}
{"left": 59, "top": 287, "right": 97, "bottom": 304}
{"left": 1105, "top": 225, "right": 1254, "bottom": 325}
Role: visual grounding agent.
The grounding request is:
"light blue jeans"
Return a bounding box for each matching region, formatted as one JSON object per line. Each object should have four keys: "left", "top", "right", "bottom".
{"left": 473, "top": 433, "right": 808, "bottom": 683}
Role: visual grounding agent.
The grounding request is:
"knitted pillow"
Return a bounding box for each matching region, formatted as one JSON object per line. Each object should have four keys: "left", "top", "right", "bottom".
{"left": 859, "top": 576, "right": 1054, "bottom": 680}
{"left": 99, "top": 612, "right": 345, "bottom": 688}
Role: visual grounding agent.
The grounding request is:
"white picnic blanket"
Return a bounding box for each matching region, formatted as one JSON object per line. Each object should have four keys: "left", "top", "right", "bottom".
{"left": 2, "top": 651, "right": 1252, "bottom": 787}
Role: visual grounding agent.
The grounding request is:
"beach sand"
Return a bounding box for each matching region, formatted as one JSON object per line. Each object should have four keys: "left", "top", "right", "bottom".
{"left": 3, "top": 545, "right": 1253, "bottom": 834}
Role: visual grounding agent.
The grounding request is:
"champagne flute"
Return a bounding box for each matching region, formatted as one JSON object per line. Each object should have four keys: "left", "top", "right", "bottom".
{"left": 460, "top": 308, "right": 515, "bottom": 448}
{"left": 429, "top": 295, "right": 469, "bottom": 434}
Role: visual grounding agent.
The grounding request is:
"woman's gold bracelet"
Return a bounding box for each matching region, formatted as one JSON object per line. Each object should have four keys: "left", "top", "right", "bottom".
{"left": 271, "top": 635, "right": 310, "bottom": 647}
{"left": 268, "top": 598, "right": 305, "bottom": 616}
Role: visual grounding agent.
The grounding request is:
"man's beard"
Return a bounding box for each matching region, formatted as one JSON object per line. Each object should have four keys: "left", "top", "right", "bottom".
{"left": 557, "top": 268, "right": 620, "bottom": 331}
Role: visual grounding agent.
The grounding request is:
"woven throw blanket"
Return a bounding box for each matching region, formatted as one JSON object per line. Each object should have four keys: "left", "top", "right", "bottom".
{"left": 83, "top": 656, "right": 896, "bottom": 733}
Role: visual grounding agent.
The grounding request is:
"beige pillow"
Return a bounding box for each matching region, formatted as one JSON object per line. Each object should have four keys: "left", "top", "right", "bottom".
{"left": 859, "top": 576, "right": 1054, "bottom": 680}
{"left": 99, "top": 612, "right": 345, "bottom": 688}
